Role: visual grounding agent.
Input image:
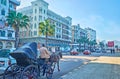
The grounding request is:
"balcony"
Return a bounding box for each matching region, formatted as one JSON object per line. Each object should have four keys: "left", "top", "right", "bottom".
{"left": 0, "top": 30, "right": 15, "bottom": 41}
{"left": 9, "top": 0, "right": 20, "bottom": 6}
{"left": 0, "top": 36, "right": 15, "bottom": 40}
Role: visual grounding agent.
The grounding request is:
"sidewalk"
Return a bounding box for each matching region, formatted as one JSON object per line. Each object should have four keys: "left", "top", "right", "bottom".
{"left": 60, "top": 53, "right": 120, "bottom": 79}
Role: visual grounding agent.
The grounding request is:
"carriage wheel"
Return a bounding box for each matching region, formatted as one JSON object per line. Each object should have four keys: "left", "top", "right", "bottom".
{"left": 3, "top": 63, "right": 20, "bottom": 79}
{"left": 20, "top": 65, "right": 39, "bottom": 79}
{"left": 45, "top": 64, "right": 54, "bottom": 79}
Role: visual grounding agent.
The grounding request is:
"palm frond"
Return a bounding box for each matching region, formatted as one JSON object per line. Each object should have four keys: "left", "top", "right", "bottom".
{"left": 6, "top": 11, "right": 30, "bottom": 31}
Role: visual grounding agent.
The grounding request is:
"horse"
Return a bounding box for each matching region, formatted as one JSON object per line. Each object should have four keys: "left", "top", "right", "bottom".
{"left": 50, "top": 52, "right": 62, "bottom": 71}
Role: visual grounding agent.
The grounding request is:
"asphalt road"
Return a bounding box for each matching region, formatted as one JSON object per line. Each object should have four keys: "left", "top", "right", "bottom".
{"left": 0, "top": 52, "right": 103, "bottom": 79}
{"left": 0, "top": 58, "right": 86, "bottom": 79}
{"left": 60, "top": 52, "right": 120, "bottom": 79}
{"left": 53, "top": 52, "right": 103, "bottom": 79}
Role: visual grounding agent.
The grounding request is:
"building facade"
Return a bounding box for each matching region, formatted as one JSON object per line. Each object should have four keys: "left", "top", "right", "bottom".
{"left": 71, "top": 24, "right": 87, "bottom": 51}
{"left": 85, "top": 27, "right": 96, "bottom": 41}
{"left": 18, "top": 0, "right": 72, "bottom": 51}
{"left": 0, "top": 0, "right": 20, "bottom": 49}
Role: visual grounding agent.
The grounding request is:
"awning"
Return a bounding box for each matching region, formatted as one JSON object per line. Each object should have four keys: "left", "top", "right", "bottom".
{"left": 48, "top": 44, "right": 70, "bottom": 47}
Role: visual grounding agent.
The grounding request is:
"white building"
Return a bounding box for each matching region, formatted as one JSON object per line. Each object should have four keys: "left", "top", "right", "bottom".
{"left": 0, "top": 0, "right": 20, "bottom": 49}
{"left": 114, "top": 40, "right": 120, "bottom": 47}
{"left": 72, "top": 24, "right": 80, "bottom": 43}
{"left": 18, "top": 0, "right": 72, "bottom": 51}
{"left": 85, "top": 27, "right": 96, "bottom": 41}
{"left": 71, "top": 24, "right": 87, "bottom": 51}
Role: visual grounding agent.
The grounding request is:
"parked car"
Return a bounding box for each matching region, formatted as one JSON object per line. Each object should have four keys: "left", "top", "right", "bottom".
{"left": 95, "top": 49, "right": 101, "bottom": 53}
{"left": 61, "top": 50, "right": 70, "bottom": 55}
{"left": 83, "top": 50, "right": 91, "bottom": 55}
{"left": 101, "top": 49, "right": 107, "bottom": 53}
{"left": 70, "top": 50, "right": 79, "bottom": 55}
{"left": 90, "top": 49, "right": 95, "bottom": 52}
{"left": 0, "top": 48, "right": 16, "bottom": 70}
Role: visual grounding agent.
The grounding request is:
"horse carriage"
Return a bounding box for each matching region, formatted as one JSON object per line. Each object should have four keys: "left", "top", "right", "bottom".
{"left": 3, "top": 42, "right": 55, "bottom": 79}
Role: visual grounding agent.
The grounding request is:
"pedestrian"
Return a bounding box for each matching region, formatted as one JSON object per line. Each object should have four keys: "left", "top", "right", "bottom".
{"left": 111, "top": 49, "right": 112, "bottom": 54}
{"left": 113, "top": 49, "right": 115, "bottom": 54}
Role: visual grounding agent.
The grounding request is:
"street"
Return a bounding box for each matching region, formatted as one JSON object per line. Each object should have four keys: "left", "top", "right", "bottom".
{"left": 60, "top": 52, "right": 120, "bottom": 79}
{"left": 0, "top": 52, "right": 119, "bottom": 79}
{"left": 0, "top": 0, "right": 120, "bottom": 79}
{"left": 53, "top": 52, "right": 102, "bottom": 79}
{"left": 0, "top": 52, "right": 101, "bottom": 79}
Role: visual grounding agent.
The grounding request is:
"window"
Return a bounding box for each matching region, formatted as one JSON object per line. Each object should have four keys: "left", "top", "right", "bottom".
{"left": 44, "top": 17, "right": 46, "bottom": 20}
{"left": 44, "top": 10, "right": 46, "bottom": 14}
{"left": 39, "top": 7, "right": 42, "bottom": 13}
{"left": 0, "top": 30, "right": 2, "bottom": 36}
{"left": 9, "top": 3, "right": 13, "bottom": 8}
{"left": 1, "top": 9, "right": 5, "bottom": 15}
{"left": 34, "top": 23, "right": 37, "bottom": 29}
{"left": 1, "top": 0, "right": 6, "bottom": 5}
{"left": 59, "top": 24, "right": 61, "bottom": 27}
{"left": 39, "top": 15, "right": 42, "bottom": 21}
{"left": 34, "top": 31, "right": 37, "bottom": 35}
{"left": 1, "top": 31, "right": 5, "bottom": 37}
{"left": 31, "top": 31, "right": 32, "bottom": 36}
{"left": 6, "top": 42, "right": 12, "bottom": 48}
{"left": 35, "top": 9, "right": 37, "bottom": 13}
{"left": 34, "top": 16, "right": 36, "bottom": 21}
{"left": 30, "top": 24, "right": 33, "bottom": 29}
{"left": 8, "top": 33, "right": 12, "bottom": 37}
{"left": 0, "top": 42, "right": 3, "bottom": 49}
{"left": 24, "top": 31, "right": 27, "bottom": 36}
{"left": 35, "top": 4, "right": 37, "bottom": 6}
{"left": 56, "top": 22, "right": 58, "bottom": 26}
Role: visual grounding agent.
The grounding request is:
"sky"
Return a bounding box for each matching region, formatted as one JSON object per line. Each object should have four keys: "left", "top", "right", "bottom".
{"left": 17, "top": 0, "right": 120, "bottom": 41}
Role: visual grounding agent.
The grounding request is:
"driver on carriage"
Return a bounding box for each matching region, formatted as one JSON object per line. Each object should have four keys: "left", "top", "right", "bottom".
{"left": 37, "top": 43, "right": 51, "bottom": 76}
{"left": 37, "top": 43, "right": 50, "bottom": 64}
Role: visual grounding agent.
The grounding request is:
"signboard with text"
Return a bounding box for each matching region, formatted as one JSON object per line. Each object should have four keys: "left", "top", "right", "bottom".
{"left": 108, "top": 41, "right": 114, "bottom": 47}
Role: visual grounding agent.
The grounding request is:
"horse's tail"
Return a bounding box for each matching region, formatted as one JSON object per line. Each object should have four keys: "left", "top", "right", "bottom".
{"left": 59, "top": 52, "right": 62, "bottom": 58}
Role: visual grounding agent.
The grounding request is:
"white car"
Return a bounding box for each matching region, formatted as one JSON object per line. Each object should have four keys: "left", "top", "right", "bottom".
{"left": 0, "top": 48, "right": 16, "bottom": 70}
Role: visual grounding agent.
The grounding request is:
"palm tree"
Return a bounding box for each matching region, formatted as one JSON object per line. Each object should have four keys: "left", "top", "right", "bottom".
{"left": 77, "top": 37, "right": 89, "bottom": 51}
{"left": 89, "top": 40, "right": 97, "bottom": 50}
{"left": 88, "top": 40, "right": 92, "bottom": 50}
{"left": 82, "top": 37, "right": 89, "bottom": 50}
{"left": 39, "top": 19, "right": 55, "bottom": 47}
{"left": 93, "top": 40, "right": 97, "bottom": 49}
{"left": 7, "top": 11, "right": 30, "bottom": 48}
{"left": 77, "top": 38, "right": 84, "bottom": 51}
{"left": 99, "top": 42, "right": 104, "bottom": 49}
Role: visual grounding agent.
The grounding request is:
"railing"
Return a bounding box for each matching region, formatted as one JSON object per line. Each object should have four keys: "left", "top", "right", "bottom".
{"left": 9, "top": 0, "right": 20, "bottom": 5}
{"left": 0, "top": 36, "right": 15, "bottom": 40}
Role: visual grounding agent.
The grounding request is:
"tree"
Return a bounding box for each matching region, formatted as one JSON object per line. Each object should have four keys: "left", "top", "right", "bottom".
{"left": 88, "top": 40, "right": 93, "bottom": 50}
{"left": 77, "top": 37, "right": 89, "bottom": 51}
{"left": 39, "top": 19, "right": 55, "bottom": 47}
{"left": 7, "top": 11, "right": 30, "bottom": 48}
{"left": 83, "top": 37, "right": 89, "bottom": 50}
{"left": 99, "top": 42, "right": 104, "bottom": 49}
{"left": 77, "top": 37, "right": 84, "bottom": 51}
{"left": 115, "top": 45, "right": 118, "bottom": 49}
{"left": 89, "top": 40, "right": 97, "bottom": 50}
{"left": 93, "top": 40, "right": 97, "bottom": 49}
